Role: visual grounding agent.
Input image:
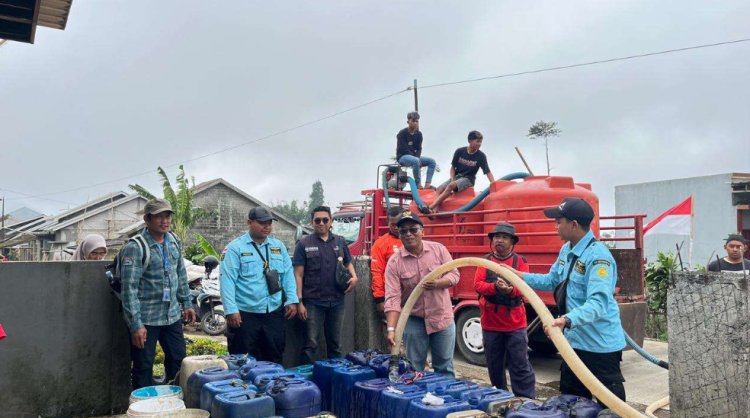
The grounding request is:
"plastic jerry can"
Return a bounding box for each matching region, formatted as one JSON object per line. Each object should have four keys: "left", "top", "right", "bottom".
{"left": 462, "top": 388, "right": 514, "bottom": 412}
{"left": 253, "top": 371, "right": 305, "bottom": 391}
{"left": 330, "top": 365, "right": 377, "bottom": 418}
{"left": 221, "top": 354, "right": 256, "bottom": 370}
{"left": 345, "top": 349, "right": 382, "bottom": 366}
{"left": 350, "top": 377, "right": 392, "bottom": 418}
{"left": 367, "top": 354, "right": 413, "bottom": 378}
{"left": 397, "top": 371, "right": 455, "bottom": 389}
{"left": 377, "top": 384, "right": 428, "bottom": 418}
{"left": 238, "top": 360, "right": 284, "bottom": 382}
{"left": 505, "top": 402, "right": 567, "bottom": 418}
{"left": 210, "top": 389, "right": 275, "bottom": 418}
{"left": 185, "top": 367, "right": 240, "bottom": 408}
{"left": 427, "top": 380, "right": 480, "bottom": 401}
{"left": 267, "top": 378, "right": 322, "bottom": 418}
{"left": 407, "top": 394, "right": 471, "bottom": 418}
{"left": 445, "top": 410, "right": 489, "bottom": 418}
{"left": 286, "top": 364, "right": 314, "bottom": 380}
{"left": 312, "top": 358, "right": 353, "bottom": 412}
{"left": 199, "top": 378, "right": 256, "bottom": 412}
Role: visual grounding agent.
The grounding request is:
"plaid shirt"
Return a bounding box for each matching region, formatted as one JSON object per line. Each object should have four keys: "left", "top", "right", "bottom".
{"left": 120, "top": 229, "right": 191, "bottom": 332}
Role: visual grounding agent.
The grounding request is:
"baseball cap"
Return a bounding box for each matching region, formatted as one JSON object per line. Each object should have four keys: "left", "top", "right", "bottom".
{"left": 248, "top": 206, "right": 277, "bottom": 222}
{"left": 488, "top": 222, "right": 519, "bottom": 243}
{"left": 543, "top": 197, "right": 595, "bottom": 227}
{"left": 396, "top": 210, "right": 423, "bottom": 227}
{"left": 139, "top": 198, "right": 173, "bottom": 215}
{"left": 725, "top": 234, "right": 747, "bottom": 245}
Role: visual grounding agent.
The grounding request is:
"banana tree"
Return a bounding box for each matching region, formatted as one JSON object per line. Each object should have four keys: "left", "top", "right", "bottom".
{"left": 129, "top": 165, "right": 209, "bottom": 243}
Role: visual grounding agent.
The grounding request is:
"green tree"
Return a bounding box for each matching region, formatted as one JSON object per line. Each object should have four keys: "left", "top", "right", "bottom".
{"left": 129, "top": 165, "right": 209, "bottom": 243}
{"left": 527, "top": 121, "right": 562, "bottom": 175}
{"left": 308, "top": 180, "right": 326, "bottom": 212}
{"left": 272, "top": 199, "right": 309, "bottom": 225}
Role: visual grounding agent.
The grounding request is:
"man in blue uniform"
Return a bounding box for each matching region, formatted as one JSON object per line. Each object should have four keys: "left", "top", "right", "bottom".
{"left": 515, "top": 197, "right": 626, "bottom": 401}
{"left": 220, "top": 206, "right": 299, "bottom": 363}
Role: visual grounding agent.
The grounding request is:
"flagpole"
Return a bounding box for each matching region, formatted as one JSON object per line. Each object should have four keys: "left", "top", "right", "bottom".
{"left": 688, "top": 195, "right": 694, "bottom": 269}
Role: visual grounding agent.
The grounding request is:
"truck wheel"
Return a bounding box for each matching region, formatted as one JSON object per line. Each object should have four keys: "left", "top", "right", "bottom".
{"left": 456, "top": 307, "right": 487, "bottom": 366}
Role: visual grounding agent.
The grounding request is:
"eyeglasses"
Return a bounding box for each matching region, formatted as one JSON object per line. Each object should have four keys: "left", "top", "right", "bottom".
{"left": 314, "top": 218, "right": 330, "bottom": 225}
{"left": 398, "top": 226, "right": 422, "bottom": 236}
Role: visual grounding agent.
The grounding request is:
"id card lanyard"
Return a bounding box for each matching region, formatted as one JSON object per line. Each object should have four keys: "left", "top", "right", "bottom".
{"left": 155, "top": 235, "right": 172, "bottom": 302}
{"left": 251, "top": 241, "right": 270, "bottom": 272}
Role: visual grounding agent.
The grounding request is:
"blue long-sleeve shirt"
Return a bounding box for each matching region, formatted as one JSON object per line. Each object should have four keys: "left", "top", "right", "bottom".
{"left": 220, "top": 233, "right": 298, "bottom": 315}
{"left": 523, "top": 230, "right": 625, "bottom": 353}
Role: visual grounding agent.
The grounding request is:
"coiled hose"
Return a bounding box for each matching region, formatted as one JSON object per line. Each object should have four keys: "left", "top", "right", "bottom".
{"left": 390, "top": 257, "right": 647, "bottom": 418}
{"left": 405, "top": 172, "right": 530, "bottom": 213}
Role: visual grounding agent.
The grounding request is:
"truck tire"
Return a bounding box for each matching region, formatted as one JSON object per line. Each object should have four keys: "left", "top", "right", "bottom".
{"left": 456, "top": 307, "right": 487, "bottom": 366}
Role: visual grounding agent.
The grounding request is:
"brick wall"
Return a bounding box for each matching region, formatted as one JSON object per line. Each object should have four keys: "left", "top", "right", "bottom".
{"left": 190, "top": 183, "right": 299, "bottom": 252}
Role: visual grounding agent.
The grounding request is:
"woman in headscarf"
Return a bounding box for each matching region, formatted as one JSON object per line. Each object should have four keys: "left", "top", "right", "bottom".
{"left": 71, "top": 234, "right": 108, "bottom": 260}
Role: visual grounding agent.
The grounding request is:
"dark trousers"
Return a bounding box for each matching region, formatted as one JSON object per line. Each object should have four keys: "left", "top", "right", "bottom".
{"left": 234, "top": 308, "right": 286, "bottom": 364}
{"left": 560, "top": 349, "right": 626, "bottom": 403}
{"left": 301, "top": 301, "right": 345, "bottom": 364}
{"left": 483, "top": 329, "right": 536, "bottom": 399}
{"left": 130, "top": 320, "right": 186, "bottom": 389}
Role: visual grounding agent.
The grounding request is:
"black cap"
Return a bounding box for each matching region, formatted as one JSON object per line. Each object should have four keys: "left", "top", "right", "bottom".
{"left": 396, "top": 210, "right": 423, "bottom": 227}
{"left": 725, "top": 234, "right": 747, "bottom": 245}
{"left": 488, "top": 222, "right": 519, "bottom": 244}
{"left": 248, "top": 207, "right": 277, "bottom": 222}
{"left": 543, "top": 198, "right": 595, "bottom": 227}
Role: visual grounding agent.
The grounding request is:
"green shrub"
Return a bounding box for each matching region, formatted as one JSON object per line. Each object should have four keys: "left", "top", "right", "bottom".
{"left": 152, "top": 337, "right": 226, "bottom": 379}
{"left": 644, "top": 252, "right": 676, "bottom": 341}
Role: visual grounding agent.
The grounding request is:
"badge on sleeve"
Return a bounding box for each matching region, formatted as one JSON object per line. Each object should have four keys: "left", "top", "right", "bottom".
{"left": 122, "top": 256, "right": 134, "bottom": 266}
{"left": 596, "top": 266, "right": 608, "bottom": 278}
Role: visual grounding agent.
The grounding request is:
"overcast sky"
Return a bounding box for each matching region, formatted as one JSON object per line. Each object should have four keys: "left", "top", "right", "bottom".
{"left": 1, "top": 1, "right": 749, "bottom": 219}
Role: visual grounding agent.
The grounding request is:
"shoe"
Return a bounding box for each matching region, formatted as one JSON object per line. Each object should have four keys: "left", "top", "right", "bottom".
{"left": 418, "top": 205, "right": 433, "bottom": 215}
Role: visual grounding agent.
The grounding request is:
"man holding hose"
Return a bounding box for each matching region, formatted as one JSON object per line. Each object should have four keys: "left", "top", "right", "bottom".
{"left": 384, "top": 211, "right": 460, "bottom": 376}
{"left": 511, "top": 197, "right": 626, "bottom": 402}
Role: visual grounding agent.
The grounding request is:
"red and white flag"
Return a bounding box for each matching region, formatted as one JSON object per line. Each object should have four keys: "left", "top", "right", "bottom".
{"left": 643, "top": 196, "right": 693, "bottom": 236}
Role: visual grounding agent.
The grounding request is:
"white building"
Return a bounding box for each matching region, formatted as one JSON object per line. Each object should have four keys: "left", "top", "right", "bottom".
{"left": 615, "top": 173, "right": 750, "bottom": 267}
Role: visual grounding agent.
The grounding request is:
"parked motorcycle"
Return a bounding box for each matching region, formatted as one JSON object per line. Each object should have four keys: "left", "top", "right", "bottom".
{"left": 190, "top": 256, "right": 227, "bottom": 336}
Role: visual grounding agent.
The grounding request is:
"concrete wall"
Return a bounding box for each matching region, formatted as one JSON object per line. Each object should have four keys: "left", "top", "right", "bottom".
{"left": 0, "top": 262, "right": 131, "bottom": 418}
{"left": 191, "top": 183, "right": 299, "bottom": 253}
{"left": 668, "top": 271, "right": 748, "bottom": 417}
{"left": 615, "top": 173, "right": 736, "bottom": 266}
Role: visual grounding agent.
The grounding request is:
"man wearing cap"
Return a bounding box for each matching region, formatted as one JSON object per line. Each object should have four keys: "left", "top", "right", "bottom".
{"left": 708, "top": 234, "right": 750, "bottom": 273}
{"left": 220, "top": 207, "right": 299, "bottom": 363}
{"left": 426, "top": 130, "right": 495, "bottom": 213}
{"left": 384, "top": 211, "right": 460, "bottom": 376}
{"left": 397, "top": 111, "right": 437, "bottom": 189}
{"left": 120, "top": 198, "right": 196, "bottom": 389}
{"left": 294, "top": 206, "right": 358, "bottom": 364}
{"left": 474, "top": 222, "right": 535, "bottom": 398}
{"left": 514, "top": 197, "right": 627, "bottom": 402}
{"left": 370, "top": 206, "right": 404, "bottom": 315}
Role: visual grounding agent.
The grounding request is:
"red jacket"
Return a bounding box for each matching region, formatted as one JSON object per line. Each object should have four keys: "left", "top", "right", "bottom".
{"left": 370, "top": 232, "right": 401, "bottom": 302}
{"left": 474, "top": 253, "right": 530, "bottom": 332}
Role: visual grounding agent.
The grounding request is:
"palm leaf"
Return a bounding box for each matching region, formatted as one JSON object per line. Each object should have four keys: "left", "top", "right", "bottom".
{"left": 128, "top": 184, "right": 157, "bottom": 200}
{"left": 195, "top": 233, "right": 219, "bottom": 258}
{"left": 157, "top": 166, "right": 177, "bottom": 207}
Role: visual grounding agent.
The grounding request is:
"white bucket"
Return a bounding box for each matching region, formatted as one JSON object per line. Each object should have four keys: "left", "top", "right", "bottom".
{"left": 156, "top": 408, "right": 210, "bottom": 418}
{"left": 126, "top": 398, "right": 185, "bottom": 417}
{"left": 129, "top": 385, "right": 183, "bottom": 405}
{"left": 178, "top": 355, "right": 228, "bottom": 396}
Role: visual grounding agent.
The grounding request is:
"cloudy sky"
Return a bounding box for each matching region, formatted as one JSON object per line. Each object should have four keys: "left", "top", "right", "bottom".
{"left": 1, "top": 1, "right": 748, "bottom": 219}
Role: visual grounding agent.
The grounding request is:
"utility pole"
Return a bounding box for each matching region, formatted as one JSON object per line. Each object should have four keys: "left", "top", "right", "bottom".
{"left": 413, "top": 79, "right": 419, "bottom": 112}
{"left": 1, "top": 197, "right": 4, "bottom": 241}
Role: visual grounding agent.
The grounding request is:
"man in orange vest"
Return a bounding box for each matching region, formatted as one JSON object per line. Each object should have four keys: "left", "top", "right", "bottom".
{"left": 370, "top": 206, "right": 404, "bottom": 314}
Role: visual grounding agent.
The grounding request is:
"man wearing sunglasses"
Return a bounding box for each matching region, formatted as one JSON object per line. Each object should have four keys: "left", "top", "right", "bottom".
{"left": 293, "top": 206, "right": 358, "bottom": 364}
{"left": 384, "top": 211, "right": 460, "bottom": 376}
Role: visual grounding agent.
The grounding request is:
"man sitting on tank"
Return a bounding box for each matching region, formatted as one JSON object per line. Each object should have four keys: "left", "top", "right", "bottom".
{"left": 423, "top": 130, "right": 495, "bottom": 214}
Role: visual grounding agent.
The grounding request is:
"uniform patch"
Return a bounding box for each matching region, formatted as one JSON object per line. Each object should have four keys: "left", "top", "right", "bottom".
{"left": 241, "top": 252, "right": 254, "bottom": 257}
{"left": 122, "top": 256, "right": 134, "bottom": 266}
{"left": 593, "top": 260, "right": 611, "bottom": 267}
{"left": 305, "top": 246, "right": 319, "bottom": 252}
{"left": 596, "top": 266, "right": 608, "bottom": 278}
{"left": 559, "top": 260, "right": 566, "bottom": 266}
{"left": 270, "top": 247, "right": 282, "bottom": 254}
{"left": 575, "top": 260, "right": 586, "bottom": 274}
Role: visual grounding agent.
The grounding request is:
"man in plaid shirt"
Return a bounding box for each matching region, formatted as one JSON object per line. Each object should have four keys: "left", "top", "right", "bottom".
{"left": 120, "top": 198, "right": 196, "bottom": 389}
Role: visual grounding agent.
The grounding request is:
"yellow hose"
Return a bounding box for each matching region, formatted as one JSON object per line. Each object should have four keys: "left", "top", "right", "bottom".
{"left": 645, "top": 396, "right": 669, "bottom": 417}
{"left": 390, "top": 257, "right": 646, "bottom": 418}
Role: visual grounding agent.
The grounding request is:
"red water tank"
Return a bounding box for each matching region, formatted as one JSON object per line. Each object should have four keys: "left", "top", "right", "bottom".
{"left": 483, "top": 176, "right": 599, "bottom": 253}
{"left": 409, "top": 187, "right": 485, "bottom": 246}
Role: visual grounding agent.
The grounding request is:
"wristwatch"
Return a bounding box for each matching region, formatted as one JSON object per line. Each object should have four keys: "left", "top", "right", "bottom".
{"left": 563, "top": 316, "right": 572, "bottom": 329}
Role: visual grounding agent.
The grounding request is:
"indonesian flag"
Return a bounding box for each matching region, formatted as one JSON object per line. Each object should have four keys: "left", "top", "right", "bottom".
{"left": 644, "top": 196, "right": 693, "bottom": 236}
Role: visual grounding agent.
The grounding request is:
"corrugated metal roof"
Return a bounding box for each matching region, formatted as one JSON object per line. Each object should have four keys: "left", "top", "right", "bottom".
{"left": 0, "top": 0, "right": 72, "bottom": 44}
